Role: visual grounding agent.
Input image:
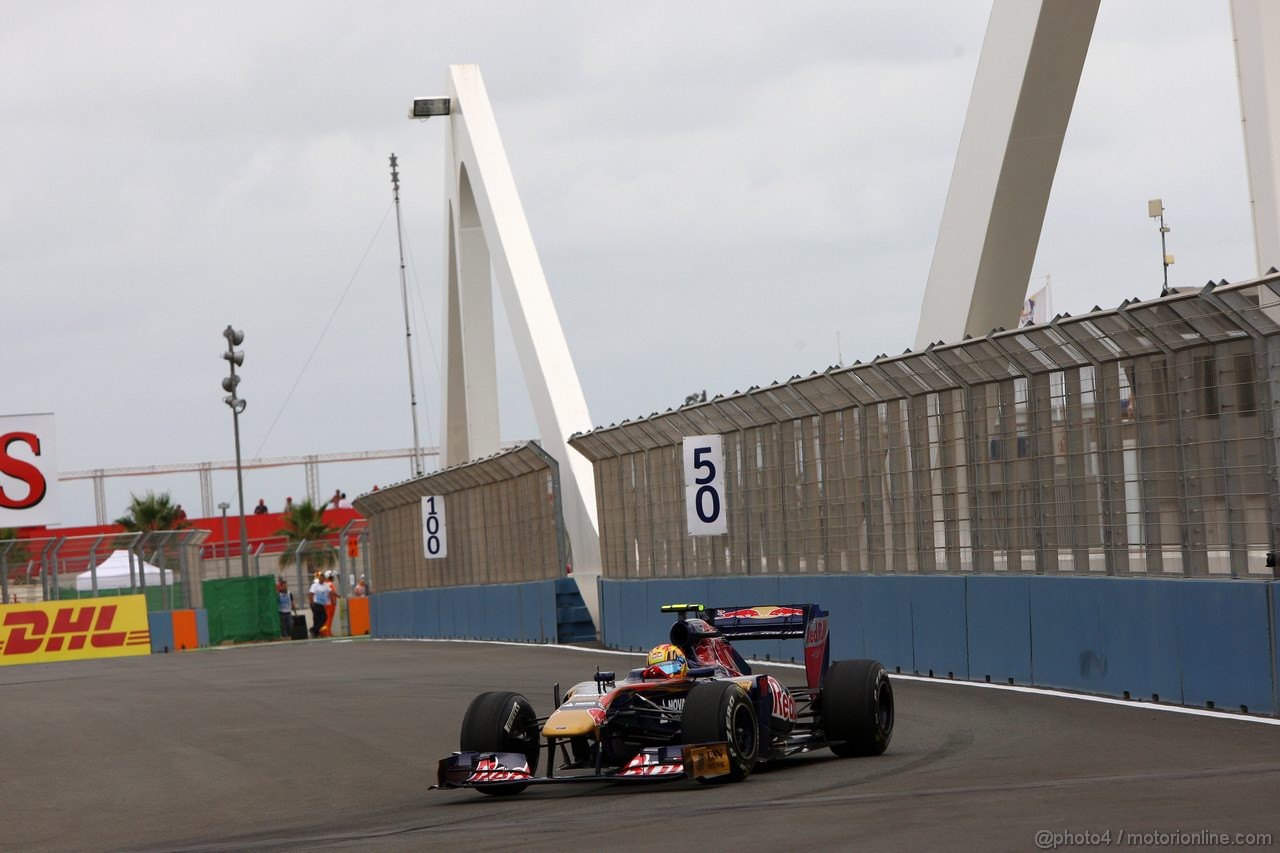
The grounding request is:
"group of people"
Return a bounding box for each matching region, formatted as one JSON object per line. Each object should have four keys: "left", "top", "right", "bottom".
{"left": 276, "top": 570, "right": 369, "bottom": 639}
{"left": 253, "top": 490, "right": 359, "bottom": 515}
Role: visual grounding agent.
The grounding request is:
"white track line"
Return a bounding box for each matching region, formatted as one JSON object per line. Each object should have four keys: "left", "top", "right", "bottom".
{"left": 372, "top": 637, "right": 1280, "bottom": 727}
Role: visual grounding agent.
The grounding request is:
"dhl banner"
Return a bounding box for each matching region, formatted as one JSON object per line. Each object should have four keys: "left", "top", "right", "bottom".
{"left": 0, "top": 595, "right": 151, "bottom": 666}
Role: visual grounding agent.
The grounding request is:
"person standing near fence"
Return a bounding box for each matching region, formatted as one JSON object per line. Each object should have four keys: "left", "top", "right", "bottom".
{"left": 276, "top": 578, "right": 294, "bottom": 639}
{"left": 322, "top": 570, "right": 340, "bottom": 637}
{"left": 308, "top": 572, "right": 329, "bottom": 638}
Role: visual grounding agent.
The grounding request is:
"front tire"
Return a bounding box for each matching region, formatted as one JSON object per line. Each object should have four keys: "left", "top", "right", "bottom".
{"left": 682, "top": 681, "right": 759, "bottom": 783}
{"left": 821, "top": 659, "right": 894, "bottom": 757}
{"left": 459, "top": 691, "right": 540, "bottom": 795}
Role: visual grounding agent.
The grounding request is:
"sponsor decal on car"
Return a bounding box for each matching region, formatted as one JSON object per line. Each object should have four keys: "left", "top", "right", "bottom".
{"left": 620, "top": 751, "right": 683, "bottom": 777}
{"left": 717, "top": 605, "right": 806, "bottom": 620}
{"left": 466, "top": 756, "right": 531, "bottom": 783}
{"left": 685, "top": 743, "right": 731, "bottom": 779}
{"left": 766, "top": 676, "right": 798, "bottom": 723}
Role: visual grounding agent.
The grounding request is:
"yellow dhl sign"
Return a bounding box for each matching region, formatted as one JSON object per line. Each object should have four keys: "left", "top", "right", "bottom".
{"left": 0, "top": 596, "right": 151, "bottom": 666}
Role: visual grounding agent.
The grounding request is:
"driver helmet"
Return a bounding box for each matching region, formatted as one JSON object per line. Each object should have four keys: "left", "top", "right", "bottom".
{"left": 644, "top": 643, "right": 688, "bottom": 679}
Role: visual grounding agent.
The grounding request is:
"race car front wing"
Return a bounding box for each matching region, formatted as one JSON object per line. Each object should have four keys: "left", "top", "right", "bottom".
{"left": 434, "top": 742, "right": 733, "bottom": 791}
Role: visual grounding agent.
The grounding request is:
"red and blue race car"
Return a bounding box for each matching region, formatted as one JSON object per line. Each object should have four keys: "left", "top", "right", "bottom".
{"left": 435, "top": 602, "right": 895, "bottom": 795}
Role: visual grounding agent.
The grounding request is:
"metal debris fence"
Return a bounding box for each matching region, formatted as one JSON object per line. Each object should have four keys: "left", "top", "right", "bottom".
{"left": 352, "top": 442, "right": 568, "bottom": 592}
{"left": 1, "top": 530, "right": 207, "bottom": 610}
{"left": 569, "top": 275, "right": 1280, "bottom": 581}
{"left": 1, "top": 523, "right": 372, "bottom": 609}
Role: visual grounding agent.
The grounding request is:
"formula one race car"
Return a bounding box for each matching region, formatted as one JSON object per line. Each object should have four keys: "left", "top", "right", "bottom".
{"left": 435, "top": 602, "right": 894, "bottom": 795}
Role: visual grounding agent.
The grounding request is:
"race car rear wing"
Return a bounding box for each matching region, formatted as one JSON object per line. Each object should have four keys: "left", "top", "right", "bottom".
{"left": 662, "top": 603, "right": 831, "bottom": 690}
{"left": 708, "top": 604, "right": 822, "bottom": 640}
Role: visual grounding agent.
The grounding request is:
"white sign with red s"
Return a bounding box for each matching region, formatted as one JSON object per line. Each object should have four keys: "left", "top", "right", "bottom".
{"left": 0, "top": 413, "right": 60, "bottom": 528}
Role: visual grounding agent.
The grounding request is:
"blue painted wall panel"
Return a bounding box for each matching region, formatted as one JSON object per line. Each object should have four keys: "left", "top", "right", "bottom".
{"left": 910, "top": 575, "right": 968, "bottom": 679}
{"left": 378, "top": 591, "right": 398, "bottom": 638}
{"left": 1271, "top": 582, "right": 1280, "bottom": 716}
{"left": 958, "top": 575, "right": 1032, "bottom": 683}
{"left": 518, "top": 582, "right": 541, "bottom": 642}
{"left": 822, "top": 576, "right": 865, "bottom": 661}
{"left": 409, "top": 589, "right": 429, "bottom": 638}
{"left": 468, "top": 585, "right": 488, "bottom": 639}
{"left": 859, "top": 576, "right": 914, "bottom": 674}
{"left": 602, "top": 581, "right": 634, "bottom": 649}
{"left": 495, "top": 584, "right": 521, "bottom": 641}
{"left": 148, "top": 611, "right": 173, "bottom": 654}
{"left": 1097, "top": 578, "right": 1181, "bottom": 703}
{"left": 437, "top": 587, "right": 458, "bottom": 637}
{"left": 398, "top": 590, "right": 415, "bottom": 638}
{"left": 386, "top": 590, "right": 405, "bottom": 638}
{"left": 470, "top": 584, "right": 486, "bottom": 637}
{"left": 369, "top": 592, "right": 387, "bottom": 637}
{"left": 1176, "top": 580, "right": 1273, "bottom": 714}
{"left": 600, "top": 577, "right": 622, "bottom": 648}
{"left": 1029, "top": 576, "right": 1105, "bottom": 693}
{"left": 196, "top": 609, "right": 209, "bottom": 648}
{"left": 541, "top": 580, "right": 558, "bottom": 642}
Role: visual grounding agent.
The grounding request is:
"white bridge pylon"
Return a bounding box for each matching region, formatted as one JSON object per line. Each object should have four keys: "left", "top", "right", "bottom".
{"left": 915, "top": 0, "right": 1280, "bottom": 348}
{"left": 437, "top": 64, "right": 602, "bottom": 626}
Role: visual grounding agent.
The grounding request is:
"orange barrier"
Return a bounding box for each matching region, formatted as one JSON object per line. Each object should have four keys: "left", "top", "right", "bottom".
{"left": 0, "top": 596, "right": 151, "bottom": 666}
{"left": 171, "top": 610, "right": 198, "bottom": 651}
{"left": 348, "top": 596, "right": 370, "bottom": 636}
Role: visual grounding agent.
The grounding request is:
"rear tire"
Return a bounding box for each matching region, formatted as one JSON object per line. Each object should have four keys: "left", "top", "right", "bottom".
{"left": 459, "top": 691, "right": 540, "bottom": 795}
{"left": 682, "top": 681, "right": 759, "bottom": 783}
{"left": 821, "top": 659, "right": 893, "bottom": 757}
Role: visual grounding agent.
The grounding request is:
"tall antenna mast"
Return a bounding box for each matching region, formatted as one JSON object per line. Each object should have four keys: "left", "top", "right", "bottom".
{"left": 390, "top": 153, "right": 424, "bottom": 477}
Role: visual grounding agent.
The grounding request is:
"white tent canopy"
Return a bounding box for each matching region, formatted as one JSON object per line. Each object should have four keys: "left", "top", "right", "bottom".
{"left": 75, "top": 549, "right": 172, "bottom": 591}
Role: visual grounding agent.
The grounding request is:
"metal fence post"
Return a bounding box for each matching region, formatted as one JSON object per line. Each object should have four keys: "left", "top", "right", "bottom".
{"left": 294, "top": 539, "right": 309, "bottom": 604}
{"left": 49, "top": 538, "right": 66, "bottom": 600}
{"left": 136, "top": 532, "right": 152, "bottom": 597}
{"left": 0, "top": 540, "right": 11, "bottom": 605}
{"left": 86, "top": 534, "right": 104, "bottom": 598}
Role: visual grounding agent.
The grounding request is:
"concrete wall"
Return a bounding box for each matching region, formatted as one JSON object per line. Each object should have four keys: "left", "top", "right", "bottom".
{"left": 598, "top": 574, "right": 1280, "bottom": 715}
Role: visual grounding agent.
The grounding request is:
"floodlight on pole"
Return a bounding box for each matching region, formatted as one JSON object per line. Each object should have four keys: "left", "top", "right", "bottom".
{"left": 390, "top": 153, "right": 424, "bottom": 478}
{"left": 221, "top": 325, "right": 251, "bottom": 577}
{"left": 409, "top": 97, "right": 451, "bottom": 120}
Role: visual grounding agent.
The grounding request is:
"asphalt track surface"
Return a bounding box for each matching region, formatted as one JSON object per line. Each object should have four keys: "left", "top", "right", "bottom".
{"left": 5, "top": 639, "right": 1279, "bottom": 853}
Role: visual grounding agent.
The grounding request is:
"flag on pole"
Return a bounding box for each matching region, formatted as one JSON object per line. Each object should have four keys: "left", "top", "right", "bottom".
{"left": 1019, "top": 283, "right": 1049, "bottom": 327}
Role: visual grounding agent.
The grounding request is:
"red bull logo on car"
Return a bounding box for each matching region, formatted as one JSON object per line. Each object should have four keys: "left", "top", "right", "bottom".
{"left": 716, "top": 606, "right": 806, "bottom": 620}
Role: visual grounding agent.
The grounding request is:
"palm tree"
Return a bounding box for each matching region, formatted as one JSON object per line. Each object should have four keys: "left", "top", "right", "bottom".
{"left": 115, "top": 491, "right": 189, "bottom": 532}
{"left": 277, "top": 498, "right": 338, "bottom": 576}
{"left": 113, "top": 491, "right": 191, "bottom": 587}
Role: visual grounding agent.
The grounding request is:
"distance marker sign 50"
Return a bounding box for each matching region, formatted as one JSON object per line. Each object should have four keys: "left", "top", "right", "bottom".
{"left": 683, "top": 435, "right": 726, "bottom": 536}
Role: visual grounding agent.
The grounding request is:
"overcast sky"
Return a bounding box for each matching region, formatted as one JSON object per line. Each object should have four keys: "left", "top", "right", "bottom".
{"left": 3, "top": 1, "right": 1257, "bottom": 525}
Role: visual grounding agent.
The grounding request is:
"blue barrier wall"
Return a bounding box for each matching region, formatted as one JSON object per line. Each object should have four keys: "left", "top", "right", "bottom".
{"left": 146, "top": 608, "right": 210, "bottom": 653}
{"left": 147, "top": 611, "right": 173, "bottom": 654}
{"left": 370, "top": 579, "right": 560, "bottom": 644}
{"left": 599, "top": 575, "right": 1280, "bottom": 715}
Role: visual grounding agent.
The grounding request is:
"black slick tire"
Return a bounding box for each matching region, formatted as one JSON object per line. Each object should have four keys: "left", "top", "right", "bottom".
{"left": 459, "top": 691, "right": 540, "bottom": 795}
{"left": 682, "top": 681, "right": 759, "bottom": 783}
{"left": 821, "top": 659, "right": 894, "bottom": 757}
